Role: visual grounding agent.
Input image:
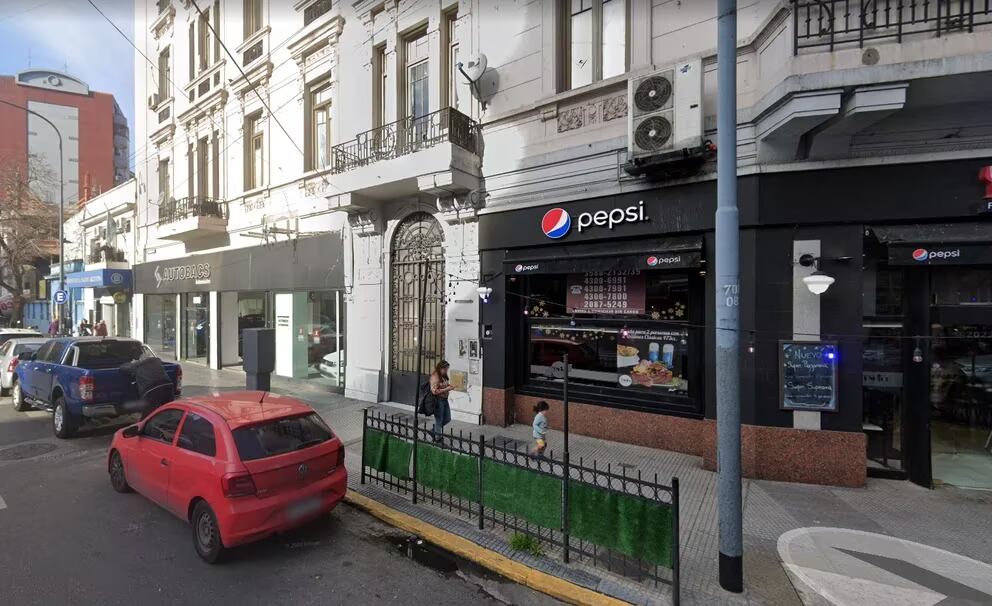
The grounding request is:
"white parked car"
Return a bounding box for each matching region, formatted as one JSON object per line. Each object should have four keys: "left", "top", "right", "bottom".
{"left": 0, "top": 337, "right": 48, "bottom": 396}
{"left": 317, "top": 350, "right": 345, "bottom": 382}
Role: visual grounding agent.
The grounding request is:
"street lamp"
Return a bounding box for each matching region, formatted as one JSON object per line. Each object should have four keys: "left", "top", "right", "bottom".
{"left": 797, "top": 254, "right": 852, "bottom": 295}
{"left": 0, "top": 99, "right": 67, "bottom": 333}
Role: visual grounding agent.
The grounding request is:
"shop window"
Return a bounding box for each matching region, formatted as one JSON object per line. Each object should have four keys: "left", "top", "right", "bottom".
{"left": 519, "top": 270, "right": 698, "bottom": 412}
{"left": 932, "top": 269, "right": 992, "bottom": 305}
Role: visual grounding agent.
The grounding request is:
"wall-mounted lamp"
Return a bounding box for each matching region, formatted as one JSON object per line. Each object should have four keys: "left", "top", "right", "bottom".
{"left": 797, "top": 253, "right": 851, "bottom": 295}
{"left": 477, "top": 286, "right": 493, "bottom": 302}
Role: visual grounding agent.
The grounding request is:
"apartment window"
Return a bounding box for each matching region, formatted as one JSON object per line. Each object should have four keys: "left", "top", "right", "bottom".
{"left": 244, "top": 113, "right": 264, "bottom": 190}
{"left": 372, "top": 43, "right": 387, "bottom": 128}
{"left": 196, "top": 136, "right": 209, "bottom": 198}
{"left": 405, "top": 29, "right": 430, "bottom": 120}
{"left": 563, "top": 0, "right": 628, "bottom": 90}
{"left": 158, "top": 158, "right": 170, "bottom": 200}
{"left": 308, "top": 81, "right": 333, "bottom": 171}
{"left": 158, "top": 47, "right": 170, "bottom": 98}
{"left": 443, "top": 11, "right": 460, "bottom": 109}
{"left": 244, "top": 0, "right": 262, "bottom": 39}
{"left": 196, "top": 3, "right": 220, "bottom": 73}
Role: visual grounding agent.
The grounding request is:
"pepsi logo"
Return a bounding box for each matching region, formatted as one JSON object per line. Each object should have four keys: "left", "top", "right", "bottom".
{"left": 541, "top": 208, "right": 571, "bottom": 239}
{"left": 912, "top": 248, "right": 928, "bottom": 261}
{"left": 646, "top": 256, "right": 659, "bottom": 266}
{"left": 514, "top": 264, "right": 523, "bottom": 272}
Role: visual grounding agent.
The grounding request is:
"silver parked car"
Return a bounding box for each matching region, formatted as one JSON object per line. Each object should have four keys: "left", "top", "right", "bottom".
{"left": 0, "top": 337, "right": 48, "bottom": 396}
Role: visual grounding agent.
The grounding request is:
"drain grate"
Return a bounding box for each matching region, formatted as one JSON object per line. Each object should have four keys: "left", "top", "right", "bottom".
{"left": 0, "top": 442, "right": 58, "bottom": 461}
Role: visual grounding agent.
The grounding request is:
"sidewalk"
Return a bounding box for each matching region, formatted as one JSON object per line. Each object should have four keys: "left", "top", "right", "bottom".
{"left": 181, "top": 364, "right": 992, "bottom": 605}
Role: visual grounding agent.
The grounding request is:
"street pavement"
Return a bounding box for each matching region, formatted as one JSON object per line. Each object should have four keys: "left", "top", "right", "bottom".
{"left": 0, "top": 366, "right": 559, "bottom": 606}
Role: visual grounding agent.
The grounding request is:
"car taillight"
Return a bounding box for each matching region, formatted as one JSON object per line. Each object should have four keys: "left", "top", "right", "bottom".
{"left": 175, "top": 367, "right": 183, "bottom": 394}
{"left": 79, "top": 375, "right": 94, "bottom": 402}
{"left": 222, "top": 472, "right": 257, "bottom": 498}
{"left": 7, "top": 358, "right": 17, "bottom": 373}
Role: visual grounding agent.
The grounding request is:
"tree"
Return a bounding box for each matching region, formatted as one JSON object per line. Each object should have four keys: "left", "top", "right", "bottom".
{"left": 0, "top": 156, "right": 61, "bottom": 325}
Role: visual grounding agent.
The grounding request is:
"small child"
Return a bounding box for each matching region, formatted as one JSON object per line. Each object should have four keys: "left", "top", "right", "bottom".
{"left": 530, "top": 401, "right": 550, "bottom": 458}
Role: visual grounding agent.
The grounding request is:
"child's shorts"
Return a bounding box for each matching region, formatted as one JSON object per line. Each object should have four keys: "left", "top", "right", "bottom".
{"left": 535, "top": 438, "right": 546, "bottom": 450}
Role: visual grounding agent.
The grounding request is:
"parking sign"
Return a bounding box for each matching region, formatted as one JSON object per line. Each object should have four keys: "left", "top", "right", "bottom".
{"left": 54, "top": 290, "right": 68, "bottom": 304}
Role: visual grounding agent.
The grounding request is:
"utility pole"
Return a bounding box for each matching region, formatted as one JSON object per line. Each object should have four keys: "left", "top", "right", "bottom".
{"left": 0, "top": 100, "right": 65, "bottom": 332}
{"left": 715, "top": 0, "right": 743, "bottom": 593}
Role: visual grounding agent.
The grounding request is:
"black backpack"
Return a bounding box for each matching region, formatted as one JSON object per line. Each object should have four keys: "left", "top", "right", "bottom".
{"left": 418, "top": 381, "right": 436, "bottom": 416}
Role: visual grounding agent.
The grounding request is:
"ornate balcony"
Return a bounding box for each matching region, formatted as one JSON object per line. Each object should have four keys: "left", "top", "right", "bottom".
{"left": 157, "top": 196, "right": 228, "bottom": 241}
{"left": 793, "top": 0, "right": 992, "bottom": 53}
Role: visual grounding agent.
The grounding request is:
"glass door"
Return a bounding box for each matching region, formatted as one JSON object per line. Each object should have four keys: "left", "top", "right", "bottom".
{"left": 862, "top": 324, "right": 905, "bottom": 474}
{"left": 144, "top": 295, "right": 176, "bottom": 359}
{"left": 929, "top": 322, "right": 992, "bottom": 490}
{"left": 183, "top": 293, "right": 210, "bottom": 364}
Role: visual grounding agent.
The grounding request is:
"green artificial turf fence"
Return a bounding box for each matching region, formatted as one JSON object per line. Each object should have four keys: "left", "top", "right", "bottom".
{"left": 416, "top": 444, "right": 479, "bottom": 501}
{"left": 567, "top": 482, "right": 674, "bottom": 568}
{"left": 363, "top": 429, "right": 413, "bottom": 480}
{"left": 482, "top": 460, "right": 563, "bottom": 530}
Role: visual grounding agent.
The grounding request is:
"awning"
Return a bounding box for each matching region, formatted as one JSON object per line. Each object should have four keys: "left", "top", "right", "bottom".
{"left": 65, "top": 269, "right": 132, "bottom": 289}
{"left": 504, "top": 236, "right": 703, "bottom": 275}
{"left": 871, "top": 223, "right": 992, "bottom": 266}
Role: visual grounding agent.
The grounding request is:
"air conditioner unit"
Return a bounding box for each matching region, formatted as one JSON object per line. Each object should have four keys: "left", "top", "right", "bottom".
{"left": 147, "top": 93, "right": 160, "bottom": 109}
{"left": 628, "top": 59, "right": 703, "bottom": 159}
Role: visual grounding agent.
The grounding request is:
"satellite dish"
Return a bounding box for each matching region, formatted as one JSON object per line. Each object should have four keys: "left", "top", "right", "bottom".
{"left": 459, "top": 53, "right": 488, "bottom": 83}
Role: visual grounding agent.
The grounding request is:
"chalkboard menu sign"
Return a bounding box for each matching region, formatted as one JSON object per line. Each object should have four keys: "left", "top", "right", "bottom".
{"left": 779, "top": 341, "right": 839, "bottom": 412}
{"left": 566, "top": 271, "right": 646, "bottom": 315}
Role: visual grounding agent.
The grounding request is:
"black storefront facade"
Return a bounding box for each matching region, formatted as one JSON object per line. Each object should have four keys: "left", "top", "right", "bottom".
{"left": 133, "top": 233, "right": 347, "bottom": 391}
{"left": 479, "top": 157, "right": 992, "bottom": 489}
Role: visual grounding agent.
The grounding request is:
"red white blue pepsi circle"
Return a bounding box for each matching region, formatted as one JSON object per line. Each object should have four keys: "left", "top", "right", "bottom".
{"left": 646, "top": 256, "right": 659, "bottom": 266}
{"left": 541, "top": 208, "right": 571, "bottom": 239}
{"left": 912, "top": 248, "right": 928, "bottom": 261}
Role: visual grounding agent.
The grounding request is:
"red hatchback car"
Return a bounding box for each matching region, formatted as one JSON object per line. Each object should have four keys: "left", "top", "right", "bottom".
{"left": 107, "top": 391, "right": 347, "bottom": 563}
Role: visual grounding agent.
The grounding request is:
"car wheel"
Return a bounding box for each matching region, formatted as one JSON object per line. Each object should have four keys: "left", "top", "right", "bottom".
{"left": 11, "top": 379, "right": 29, "bottom": 412}
{"left": 53, "top": 397, "right": 78, "bottom": 439}
{"left": 109, "top": 450, "right": 132, "bottom": 493}
{"left": 192, "top": 501, "right": 225, "bottom": 564}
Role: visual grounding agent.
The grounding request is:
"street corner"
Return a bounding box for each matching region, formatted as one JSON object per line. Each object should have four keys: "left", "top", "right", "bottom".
{"left": 777, "top": 527, "right": 992, "bottom": 606}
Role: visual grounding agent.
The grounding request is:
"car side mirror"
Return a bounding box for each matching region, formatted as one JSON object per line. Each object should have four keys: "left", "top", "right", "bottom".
{"left": 17, "top": 352, "right": 35, "bottom": 361}
{"left": 122, "top": 425, "right": 140, "bottom": 439}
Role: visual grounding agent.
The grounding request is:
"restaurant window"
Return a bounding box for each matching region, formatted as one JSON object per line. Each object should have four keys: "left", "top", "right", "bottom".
{"left": 244, "top": 0, "right": 263, "bottom": 39}
{"left": 520, "top": 269, "right": 699, "bottom": 412}
{"left": 307, "top": 80, "right": 333, "bottom": 171}
{"left": 562, "top": 0, "right": 628, "bottom": 91}
{"left": 244, "top": 112, "right": 264, "bottom": 190}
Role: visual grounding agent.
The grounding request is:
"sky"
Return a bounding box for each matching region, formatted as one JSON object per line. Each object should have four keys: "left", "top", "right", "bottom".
{"left": 0, "top": 0, "right": 135, "bottom": 169}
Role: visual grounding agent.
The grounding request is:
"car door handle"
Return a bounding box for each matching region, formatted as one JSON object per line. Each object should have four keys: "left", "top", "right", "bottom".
{"left": 160, "top": 459, "right": 169, "bottom": 467}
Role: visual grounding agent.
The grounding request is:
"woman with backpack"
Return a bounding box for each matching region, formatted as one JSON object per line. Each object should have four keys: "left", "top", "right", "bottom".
{"left": 428, "top": 360, "right": 454, "bottom": 442}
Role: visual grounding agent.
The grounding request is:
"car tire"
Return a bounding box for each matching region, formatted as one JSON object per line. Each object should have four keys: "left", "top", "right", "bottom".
{"left": 53, "top": 397, "right": 78, "bottom": 439}
{"left": 11, "top": 379, "right": 29, "bottom": 412}
{"left": 192, "top": 501, "right": 225, "bottom": 564}
{"left": 109, "top": 450, "right": 132, "bottom": 493}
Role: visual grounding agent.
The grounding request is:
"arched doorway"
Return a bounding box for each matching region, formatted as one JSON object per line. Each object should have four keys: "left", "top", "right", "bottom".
{"left": 389, "top": 212, "right": 445, "bottom": 405}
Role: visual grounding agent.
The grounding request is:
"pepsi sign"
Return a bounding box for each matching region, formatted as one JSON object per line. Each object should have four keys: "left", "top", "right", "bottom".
{"left": 540, "top": 201, "right": 648, "bottom": 239}
{"left": 889, "top": 244, "right": 990, "bottom": 265}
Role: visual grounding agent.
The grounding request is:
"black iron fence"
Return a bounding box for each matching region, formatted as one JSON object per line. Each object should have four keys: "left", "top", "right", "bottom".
{"left": 331, "top": 107, "right": 480, "bottom": 174}
{"left": 361, "top": 408, "right": 680, "bottom": 601}
{"left": 158, "top": 196, "right": 228, "bottom": 225}
{"left": 793, "top": 0, "right": 992, "bottom": 53}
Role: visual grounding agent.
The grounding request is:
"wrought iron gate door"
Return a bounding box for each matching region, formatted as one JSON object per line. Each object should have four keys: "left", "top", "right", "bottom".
{"left": 389, "top": 212, "right": 445, "bottom": 405}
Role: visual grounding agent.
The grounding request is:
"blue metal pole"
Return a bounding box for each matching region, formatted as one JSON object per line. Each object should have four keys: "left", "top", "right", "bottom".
{"left": 716, "top": 0, "right": 743, "bottom": 593}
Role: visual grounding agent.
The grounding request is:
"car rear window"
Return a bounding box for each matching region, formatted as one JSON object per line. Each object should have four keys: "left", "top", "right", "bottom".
{"left": 232, "top": 413, "right": 333, "bottom": 461}
{"left": 12, "top": 343, "right": 43, "bottom": 355}
{"left": 0, "top": 333, "right": 42, "bottom": 346}
{"left": 75, "top": 341, "right": 145, "bottom": 368}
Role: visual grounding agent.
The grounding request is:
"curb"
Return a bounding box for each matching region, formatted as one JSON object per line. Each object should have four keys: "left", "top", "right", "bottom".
{"left": 344, "top": 490, "right": 632, "bottom": 606}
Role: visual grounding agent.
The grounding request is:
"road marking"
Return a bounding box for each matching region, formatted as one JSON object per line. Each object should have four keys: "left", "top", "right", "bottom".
{"left": 0, "top": 494, "right": 6, "bottom": 510}
{"left": 778, "top": 527, "right": 992, "bottom": 605}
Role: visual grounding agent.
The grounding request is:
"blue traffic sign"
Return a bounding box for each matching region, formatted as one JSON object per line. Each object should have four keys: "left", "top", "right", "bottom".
{"left": 53, "top": 290, "right": 68, "bottom": 304}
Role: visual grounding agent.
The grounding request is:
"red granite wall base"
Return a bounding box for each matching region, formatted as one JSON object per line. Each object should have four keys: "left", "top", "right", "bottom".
{"left": 495, "top": 393, "right": 865, "bottom": 487}
{"left": 482, "top": 387, "right": 515, "bottom": 427}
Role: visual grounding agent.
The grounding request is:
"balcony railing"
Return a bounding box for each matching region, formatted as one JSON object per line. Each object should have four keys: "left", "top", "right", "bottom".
{"left": 243, "top": 40, "right": 264, "bottom": 66}
{"left": 88, "top": 246, "right": 126, "bottom": 264}
{"left": 330, "top": 107, "right": 480, "bottom": 175}
{"left": 158, "top": 196, "right": 228, "bottom": 225}
{"left": 793, "top": 0, "right": 992, "bottom": 53}
{"left": 304, "top": 0, "right": 333, "bottom": 26}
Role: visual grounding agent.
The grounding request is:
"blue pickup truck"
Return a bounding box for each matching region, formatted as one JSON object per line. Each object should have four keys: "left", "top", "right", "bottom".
{"left": 11, "top": 337, "right": 182, "bottom": 438}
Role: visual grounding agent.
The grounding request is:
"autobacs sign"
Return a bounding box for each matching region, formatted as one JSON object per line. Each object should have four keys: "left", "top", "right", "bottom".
{"left": 541, "top": 201, "right": 648, "bottom": 239}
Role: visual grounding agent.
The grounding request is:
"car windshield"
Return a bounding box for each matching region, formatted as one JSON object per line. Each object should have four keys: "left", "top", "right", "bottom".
{"left": 232, "top": 413, "right": 333, "bottom": 461}
{"left": 75, "top": 341, "right": 145, "bottom": 368}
